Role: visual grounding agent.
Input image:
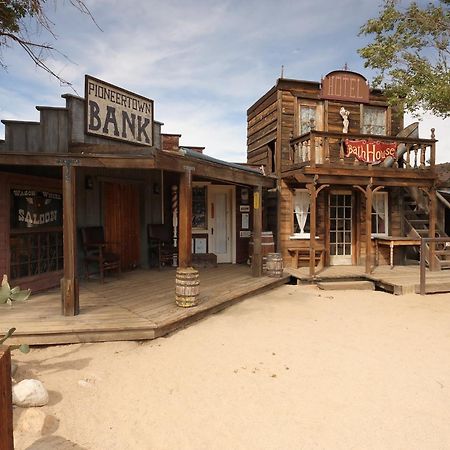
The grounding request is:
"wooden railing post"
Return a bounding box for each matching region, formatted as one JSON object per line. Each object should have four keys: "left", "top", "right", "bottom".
{"left": 310, "top": 132, "right": 316, "bottom": 168}
{"left": 365, "top": 184, "right": 373, "bottom": 274}
{"left": 430, "top": 128, "right": 436, "bottom": 168}
{"left": 0, "top": 346, "right": 14, "bottom": 450}
{"left": 429, "top": 188, "right": 437, "bottom": 271}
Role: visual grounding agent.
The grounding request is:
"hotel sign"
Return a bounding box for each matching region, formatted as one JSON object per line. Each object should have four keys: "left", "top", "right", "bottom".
{"left": 85, "top": 75, "right": 154, "bottom": 146}
{"left": 320, "top": 70, "right": 369, "bottom": 103}
{"left": 345, "top": 139, "right": 397, "bottom": 164}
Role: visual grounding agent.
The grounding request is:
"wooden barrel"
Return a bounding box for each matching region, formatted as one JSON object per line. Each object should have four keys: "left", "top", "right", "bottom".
{"left": 266, "top": 253, "right": 283, "bottom": 278}
{"left": 175, "top": 267, "right": 200, "bottom": 307}
{"left": 249, "top": 231, "right": 275, "bottom": 268}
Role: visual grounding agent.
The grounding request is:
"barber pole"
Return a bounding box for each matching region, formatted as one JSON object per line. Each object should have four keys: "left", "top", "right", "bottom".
{"left": 171, "top": 185, "right": 178, "bottom": 266}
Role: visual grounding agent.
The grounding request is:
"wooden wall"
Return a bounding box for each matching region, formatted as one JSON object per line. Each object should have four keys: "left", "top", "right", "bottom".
{"left": 279, "top": 184, "right": 404, "bottom": 269}
{"left": 0, "top": 170, "right": 62, "bottom": 291}
{"left": 247, "top": 90, "right": 277, "bottom": 169}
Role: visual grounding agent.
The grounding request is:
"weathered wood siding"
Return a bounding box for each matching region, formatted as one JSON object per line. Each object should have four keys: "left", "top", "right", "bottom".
{"left": 247, "top": 90, "right": 277, "bottom": 169}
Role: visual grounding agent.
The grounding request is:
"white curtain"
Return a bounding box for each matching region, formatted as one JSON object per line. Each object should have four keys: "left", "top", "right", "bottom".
{"left": 294, "top": 191, "right": 310, "bottom": 233}
{"left": 372, "top": 193, "right": 385, "bottom": 219}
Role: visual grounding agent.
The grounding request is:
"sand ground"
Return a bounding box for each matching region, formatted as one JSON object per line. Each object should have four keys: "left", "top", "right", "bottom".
{"left": 11, "top": 284, "right": 450, "bottom": 450}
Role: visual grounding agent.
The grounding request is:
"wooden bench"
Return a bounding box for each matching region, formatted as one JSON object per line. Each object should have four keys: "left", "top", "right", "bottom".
{"left": 288, "top": 243, "right": 325, "bottom": 269}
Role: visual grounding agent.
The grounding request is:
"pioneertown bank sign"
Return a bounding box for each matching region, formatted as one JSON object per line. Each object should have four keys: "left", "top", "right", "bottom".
{"left": 85, "top": 75, "right": 154, "bottom": 146}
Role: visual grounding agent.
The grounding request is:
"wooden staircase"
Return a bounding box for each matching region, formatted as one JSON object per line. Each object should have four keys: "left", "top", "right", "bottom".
{"left": 403, "top": 191, "right": 450, "bottom": 270}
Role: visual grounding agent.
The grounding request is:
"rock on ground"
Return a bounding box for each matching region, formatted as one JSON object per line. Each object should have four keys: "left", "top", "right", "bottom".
{"left": 12, "top": 379, "right": 49, "bottom": 407}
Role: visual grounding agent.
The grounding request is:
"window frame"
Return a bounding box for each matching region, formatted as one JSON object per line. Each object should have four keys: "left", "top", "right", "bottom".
{"left": 371, "top": 191, "right": 389, "bottom": 237}
{"left": 291, "top": 188, "right": 311, "bottom": 239}
{"left": 361, "top": 105, "right": 387, "bottom": 136}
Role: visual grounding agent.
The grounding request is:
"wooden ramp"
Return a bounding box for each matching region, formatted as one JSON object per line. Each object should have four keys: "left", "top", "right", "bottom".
{"left": 1, "top": 266, "right": 289, "bottom": 346}
{"left": 286, "top": 265, "right": 450, "bottom": 295}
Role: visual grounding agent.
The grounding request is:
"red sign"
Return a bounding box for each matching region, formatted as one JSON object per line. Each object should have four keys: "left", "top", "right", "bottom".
{"left": 345, "top": 140, "right": 397, "bottom": 164}
{"left": 320, "top": 70, "right": 369, "bottom": 103}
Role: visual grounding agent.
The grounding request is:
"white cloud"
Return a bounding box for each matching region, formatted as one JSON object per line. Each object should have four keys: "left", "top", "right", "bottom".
{"left": 0, "top": 0, "right": 448, "bottom": 163}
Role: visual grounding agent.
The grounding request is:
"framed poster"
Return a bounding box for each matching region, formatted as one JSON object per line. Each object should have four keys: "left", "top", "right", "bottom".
{"left": 241, "top": 213, "right": 249, "bottom": 229}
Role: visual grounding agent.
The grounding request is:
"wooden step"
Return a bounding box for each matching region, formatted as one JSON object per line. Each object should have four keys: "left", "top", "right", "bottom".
{"left": 408, "top": 219, "right": 429, "bottom": 226}
{"left": 439, "top": 261, "right": 450, "bottom": 269}
{"left": 316, "top": 281, "right": 375, "bottom": 291}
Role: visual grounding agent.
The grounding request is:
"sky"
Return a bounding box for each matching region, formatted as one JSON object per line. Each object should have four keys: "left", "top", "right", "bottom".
{"left": 0, "top": 0, "right": 448, "bottom": 162}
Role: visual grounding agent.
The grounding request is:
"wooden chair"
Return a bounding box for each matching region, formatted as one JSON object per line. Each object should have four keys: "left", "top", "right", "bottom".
{"left": 147, "top": 224, "right": 176, "bottom": 268}
{"left": 80, "top": 226, "right": 121, "bottom": 282}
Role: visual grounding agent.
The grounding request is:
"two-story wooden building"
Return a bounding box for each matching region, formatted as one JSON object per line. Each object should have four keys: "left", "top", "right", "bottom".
{"left": 247, "top": 69, "right": 446, "bottom": 275}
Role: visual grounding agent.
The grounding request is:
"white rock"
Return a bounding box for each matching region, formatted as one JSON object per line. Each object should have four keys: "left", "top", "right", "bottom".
{"left": 12, "top": 379, "right": 49, "bottom": 407}
{"left": 15, "top": 408, "right": 47, "bottom": 434}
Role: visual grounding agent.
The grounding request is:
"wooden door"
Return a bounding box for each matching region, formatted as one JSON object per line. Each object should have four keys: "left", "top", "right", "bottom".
{"left": 209, "top": 186, "right": 232, "bottom": 263}
{"left": 103, "top": 182, "right": 140, "bottom": 271}
{"left": 329, "top": 192, "right": 353, "bottom": 265}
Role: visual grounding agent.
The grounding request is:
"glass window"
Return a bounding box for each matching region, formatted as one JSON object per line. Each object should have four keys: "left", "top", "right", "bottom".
{"left": 300, "top": 106, "right": 317, "bottom": 134}
{"left": 192, "top": 186, "right": 207, "bottom": 229}
{"left": 292, "top": 189, "right": 311, "bottom": 237}
{"left": 362, "top": 106, "right": 386, "bottom": 135}
{"left": 371, "top": 192, "right": 388, "bottom": 236}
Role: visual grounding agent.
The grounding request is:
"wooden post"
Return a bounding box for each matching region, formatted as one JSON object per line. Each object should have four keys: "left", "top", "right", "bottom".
{"left": 310, "top": 132, "right": 316, "bottom": 168}
{"left": 429, "top": 187, "right": 437, "bottom": 271}
{"left": 365, "top": 184, "right": 373, "bottom": 274}
{"left": 430, "top": 128, "right": 436, "bottom": 168}
{"left": 252, "top": 185, "right": 263, "bottom": 277}
{"left": 61, "top": 162, "right": 79, "bottom": 316}
{"left": 308, "top": 183, "right": 317, "bottom": 277}
{"left": 178, "top": 168, "right": 193, "bottom": 268}
{"left": 0, "top": 346, "right": 13, "bottom": 450}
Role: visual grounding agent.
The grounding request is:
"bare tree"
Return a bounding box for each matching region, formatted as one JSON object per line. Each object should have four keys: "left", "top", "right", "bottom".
{"left": 0, "top": 1, "right": 100, "bottom": 87}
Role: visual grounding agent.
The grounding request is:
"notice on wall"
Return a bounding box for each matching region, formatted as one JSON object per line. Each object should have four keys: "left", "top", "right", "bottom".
{"left": 241, "top": 213, "right": 249, "bottom": 230}
{"left": 240, "top": 230, "right": 251, "bottom": 238}
{"left": 10, "top": 189, "right": 62, "bottom": 229}
{"left": 85, "top": 75, "right": 154, "bottom": 146}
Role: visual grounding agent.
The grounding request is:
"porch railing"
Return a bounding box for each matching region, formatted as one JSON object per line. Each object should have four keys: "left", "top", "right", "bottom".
{"left": 290, "top": 130, "right": 436, "bottom": 170}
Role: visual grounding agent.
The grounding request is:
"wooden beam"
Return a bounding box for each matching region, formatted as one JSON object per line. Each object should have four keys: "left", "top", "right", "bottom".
{"left": 365, "top": 184, "right": 373, "bottom": 274}
{"left": 178, "top": 168, "right": 193, "bottom": 268}
{"left": 252, "top": 185, "right": 263, "bottom": 277}
{"left": 0, "top": 346, "right": 13, "bottom": 450}
{"left": 308, "top": 183, "right": 317, "bottom": 277}
{"left": 61, "top": 162, "right": 79, "bottom": 316}
{"left": 0, "top": 152, "right": 156, "bottom": 169}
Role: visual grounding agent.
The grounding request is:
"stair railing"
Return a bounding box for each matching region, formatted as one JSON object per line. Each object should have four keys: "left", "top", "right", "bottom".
{"left": 420, "top": 237, "right": 450, "bottom": 294}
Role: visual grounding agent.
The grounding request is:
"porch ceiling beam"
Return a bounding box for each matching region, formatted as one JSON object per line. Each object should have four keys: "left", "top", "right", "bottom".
{"left": 155, "top": 151, "right": 275, "bottom": 188}
{"left": 0, "top": 152, "right": 157, "bottom": 169}
{"left": 290, "top": 174, "right": 433, "bottom": 188}
{"left": 282, "top": 167, "right": 436, "bottom": 181}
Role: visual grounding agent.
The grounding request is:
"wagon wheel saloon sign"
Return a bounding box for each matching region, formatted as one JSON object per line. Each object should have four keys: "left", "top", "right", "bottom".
{"left": 345, "top": 139, "right": 397, "bottom": 164}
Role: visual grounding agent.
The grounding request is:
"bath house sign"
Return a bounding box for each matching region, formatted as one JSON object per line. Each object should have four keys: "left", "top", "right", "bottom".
{"left": 345, "top": 139, "right": 397, "bottom": 164}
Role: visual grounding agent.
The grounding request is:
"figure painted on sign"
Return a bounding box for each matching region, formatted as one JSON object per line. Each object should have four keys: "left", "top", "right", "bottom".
{"left": 340, "top": 107, "right": 350, "bottom": 134}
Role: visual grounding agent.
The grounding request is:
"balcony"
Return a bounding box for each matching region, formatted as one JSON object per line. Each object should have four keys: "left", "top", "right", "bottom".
{"left": 288, "top": 130, "right": 436, "bottom": 173}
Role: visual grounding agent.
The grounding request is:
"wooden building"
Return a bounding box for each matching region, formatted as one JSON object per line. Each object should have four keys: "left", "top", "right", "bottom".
{"left": 0, "top": 76, "right": 274, "bottom": 315}
{"left": 247, "top": 69, "right": 449, "bottom": 275}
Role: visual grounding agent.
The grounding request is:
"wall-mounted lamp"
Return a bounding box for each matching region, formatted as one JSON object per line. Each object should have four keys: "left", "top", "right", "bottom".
{"left": 85, "top": 175, "right": 94, "bottom": 190}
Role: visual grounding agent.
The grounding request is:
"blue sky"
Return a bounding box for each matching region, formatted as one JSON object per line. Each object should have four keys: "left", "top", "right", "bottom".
{"left": 0, "top": 0, "right": 448, "bottom": 162}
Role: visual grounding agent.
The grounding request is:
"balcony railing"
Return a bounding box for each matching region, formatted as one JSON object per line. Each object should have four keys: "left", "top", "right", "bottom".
{"left": 289, "top": 130, "right": 436, "bottom": 170}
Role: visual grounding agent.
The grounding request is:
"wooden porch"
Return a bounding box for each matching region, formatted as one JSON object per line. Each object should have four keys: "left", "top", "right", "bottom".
{"left": 287, "top": 265, "right": 450, "bottom": 295}
{"left": 1, "top": 265, "right": 289, "bottom": 346}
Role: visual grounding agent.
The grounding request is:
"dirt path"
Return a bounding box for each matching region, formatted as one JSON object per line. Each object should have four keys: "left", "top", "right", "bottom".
{"left": 13, "top": 285, "right": 450, "bottom": 449}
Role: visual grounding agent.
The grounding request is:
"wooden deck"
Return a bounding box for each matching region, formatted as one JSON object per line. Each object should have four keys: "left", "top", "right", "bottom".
{"left": 286, "top": 265, "right": 450, "bottom": 295}
{"left": 1, "top": 266, "right": 289, "bottom": 346}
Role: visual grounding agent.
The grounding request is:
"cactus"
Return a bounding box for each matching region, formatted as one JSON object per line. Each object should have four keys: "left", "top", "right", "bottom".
{"left": 0, "top": 275, "right": 31, "bottom": 306}
{"left": 0, "top": 327, "right": 30, "bottom": 353}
